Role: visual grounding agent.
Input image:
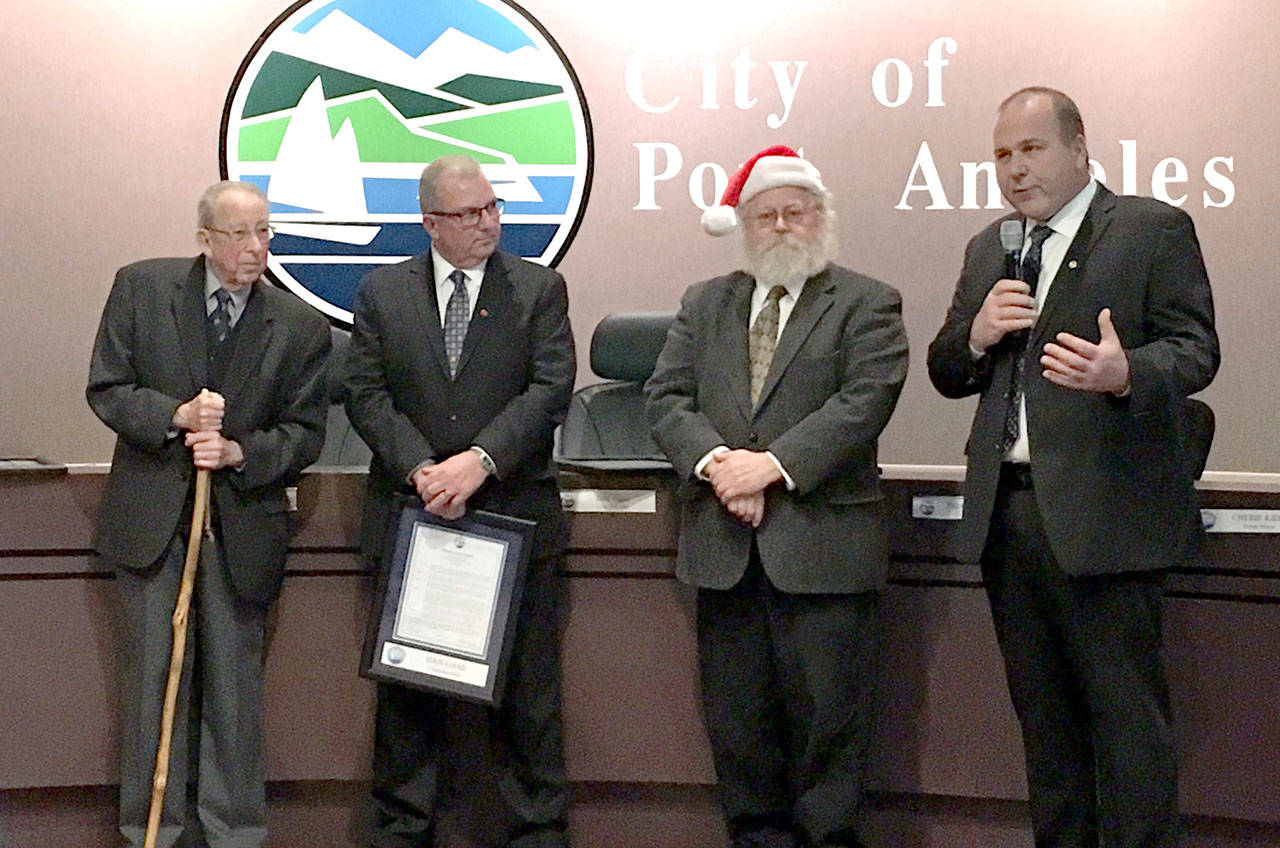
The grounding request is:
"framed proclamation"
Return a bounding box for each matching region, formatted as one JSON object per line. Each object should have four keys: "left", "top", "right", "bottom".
{"left": 362, "top": 506, "right": 536, "bottom": 705}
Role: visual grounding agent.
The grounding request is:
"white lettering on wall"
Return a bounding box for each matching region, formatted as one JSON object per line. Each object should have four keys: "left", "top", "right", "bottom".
{"left": 1152, "top": 156, "right": 1190, "bottom": 206}
{"left": 959, "top": 161, "right": 1002, "bottom": 210}
{"left": 895, "top": 142, "right": 954, "bottom": 210}
{"left": 634, "top": 142, "right": 683, "bottom": 210}
{"left": 625, "top": 49, "right": 807, "bottom": 128}
{"left": 1203, "top": 157, "right": 1235, "bottom": 208}
{"left": 625, "top": 54, "right": 678, "bottom": 114}
{"left": 766, "top": 60, "right": 807, "bottom": 128}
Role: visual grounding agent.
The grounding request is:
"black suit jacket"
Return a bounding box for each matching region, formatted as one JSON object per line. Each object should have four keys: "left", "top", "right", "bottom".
{"left": 341, "top": 249, "right": 575, "bottom": 563}
{"left": 927, "top": 186, "right": 1219, "bottom": 575}
{"left": 645, "top": 264, "right": 909, "bottom": 593}
{"left": 87, "top": 256, "right": 332, "bottom": 604}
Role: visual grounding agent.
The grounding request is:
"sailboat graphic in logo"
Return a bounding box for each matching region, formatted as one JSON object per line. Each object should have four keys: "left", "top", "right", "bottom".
{"left": 219, "top": 0, "right": 593, "bottom": 325}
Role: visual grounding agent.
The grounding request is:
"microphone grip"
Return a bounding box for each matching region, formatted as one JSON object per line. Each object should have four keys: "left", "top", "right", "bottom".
{"left": 1004, "top": 250, "right": 1019, "bottom": 280}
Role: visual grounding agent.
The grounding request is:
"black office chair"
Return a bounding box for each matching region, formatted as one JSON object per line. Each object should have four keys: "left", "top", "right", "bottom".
{"left": 554, "top": 312, "right": 675, "bottom": 471}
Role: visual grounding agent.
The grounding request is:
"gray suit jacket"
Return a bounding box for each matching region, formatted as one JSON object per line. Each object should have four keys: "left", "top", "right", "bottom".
{"left": 341, "top": 249, "right": 575, "bottom": 564}
{"left": 645, "top": 263, "right": 909, "bottom": 593}
{"left": 927, "top": 186, "right": 1219, "bottom": 574}
{"left": 87, "top": 256, "right": 331, "bottom": 604}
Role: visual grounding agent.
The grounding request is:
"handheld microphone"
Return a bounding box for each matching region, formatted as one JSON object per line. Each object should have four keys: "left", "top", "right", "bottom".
{"left": 999, "top": 220, "right": 1023, "bottom": 280}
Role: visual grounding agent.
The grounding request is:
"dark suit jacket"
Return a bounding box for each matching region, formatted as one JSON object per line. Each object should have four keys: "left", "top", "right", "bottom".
{"left": 927, "top": 186, "right": 1219, "bottom": 575}
{"left": 341, "top": 249, "right": 575, "bottom": 563}
{"left": 645, "top": 263, "right": 909, "bottom": 593}
{"left": 87, "top": 256, "right": 332, "bottom": 604}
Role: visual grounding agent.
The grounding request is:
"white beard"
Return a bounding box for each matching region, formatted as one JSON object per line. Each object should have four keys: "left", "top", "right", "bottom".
{"left": 742, "top": 215, "right": 837, "bottom": 287}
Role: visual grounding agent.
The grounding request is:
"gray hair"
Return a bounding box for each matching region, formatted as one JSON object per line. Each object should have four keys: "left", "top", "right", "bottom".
{"left": 197, "top": 181, "right": 269, "bottom": 228}
{"left": 418, "top": 155, "right": 485, "bottom": 214}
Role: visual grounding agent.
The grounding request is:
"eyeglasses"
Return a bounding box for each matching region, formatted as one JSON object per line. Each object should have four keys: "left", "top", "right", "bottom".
{"left": 745, "top": 204, "right": 820, "bottom": 230}
{"left": 426, "top": 198, "right": 504, "bottom": 227}
{"left": 205, "top": 224, "right": 275, "bottom": 244}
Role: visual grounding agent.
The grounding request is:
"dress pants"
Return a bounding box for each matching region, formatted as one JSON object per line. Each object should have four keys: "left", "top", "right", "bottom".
{"left": 981, "top": 471, "right": 1179, "bottom": 848}
{"left": 115, "top": 530, "right": 269, "bottom": 848}
{"left": 696, "top": 549, "right": 880, "bottom": 848}
{"left": 370, "top": 554, "right": 568, "bottom": 848}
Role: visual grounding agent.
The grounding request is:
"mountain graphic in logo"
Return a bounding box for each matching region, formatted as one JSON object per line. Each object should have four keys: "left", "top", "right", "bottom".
{"left": 219, "top": 0, "right": 593, "bottom": 325}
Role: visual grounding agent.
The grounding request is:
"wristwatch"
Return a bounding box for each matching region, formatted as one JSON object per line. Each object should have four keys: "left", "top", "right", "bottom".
{"left": 468, "top": 445, "right": 497, "bottom": 476}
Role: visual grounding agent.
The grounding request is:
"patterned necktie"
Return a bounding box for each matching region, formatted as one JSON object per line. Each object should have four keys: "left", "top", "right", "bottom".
{"left": 443, "top": 269, "right": 470, "bottom": 379}
{"left": 999, "top": 224, "right": 1054, "bottom": 452}
{"left": 210, "top": 288, "right": 233, "bottom": 345}
{"left": 748, "top": 285, "right": 786, "bottom": 406}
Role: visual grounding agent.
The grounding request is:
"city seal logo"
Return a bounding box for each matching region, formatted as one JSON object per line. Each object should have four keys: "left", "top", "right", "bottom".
{"left": 219, "top": 0, "right": 593, "bottom": 325}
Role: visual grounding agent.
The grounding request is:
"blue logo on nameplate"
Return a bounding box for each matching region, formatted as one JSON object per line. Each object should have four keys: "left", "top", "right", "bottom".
{"left": 219, "top": 0, "right": 593, "bottom": 325}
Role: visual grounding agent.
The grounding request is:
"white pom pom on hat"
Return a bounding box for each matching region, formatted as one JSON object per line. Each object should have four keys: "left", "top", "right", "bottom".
{"left": 700, "top": 145, "right": 826, "bottom": 237}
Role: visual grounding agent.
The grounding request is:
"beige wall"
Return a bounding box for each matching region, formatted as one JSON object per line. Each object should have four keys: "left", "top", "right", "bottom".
{"left": 2, "top": 0, "right": 1275, "bottom": 471}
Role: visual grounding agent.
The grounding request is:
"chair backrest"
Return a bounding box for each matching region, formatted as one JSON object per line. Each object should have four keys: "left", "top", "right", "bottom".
{"left": 589, "top": 312, "right": 675, "bottom": 382}
{"left": 556, "top": 312, "right": 676, "bottom": 470}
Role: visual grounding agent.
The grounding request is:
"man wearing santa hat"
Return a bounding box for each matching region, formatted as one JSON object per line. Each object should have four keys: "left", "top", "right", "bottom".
{"left": 645, "top": 146, "right": 909, "bottom": 847}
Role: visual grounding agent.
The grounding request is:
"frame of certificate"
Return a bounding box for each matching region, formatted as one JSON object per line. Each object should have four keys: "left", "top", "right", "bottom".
{"left": 362, "top": 505, "right": 535, "bottom": 705}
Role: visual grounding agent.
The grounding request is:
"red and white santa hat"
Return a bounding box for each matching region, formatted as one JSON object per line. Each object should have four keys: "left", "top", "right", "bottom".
{"left": 701, "top": 145, "right": 826, "bottom": 237}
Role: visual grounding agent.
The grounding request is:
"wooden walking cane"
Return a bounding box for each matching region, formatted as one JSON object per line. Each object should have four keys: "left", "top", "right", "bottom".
{"left": 142, "top": 467, "right": 211, "bottom": 848}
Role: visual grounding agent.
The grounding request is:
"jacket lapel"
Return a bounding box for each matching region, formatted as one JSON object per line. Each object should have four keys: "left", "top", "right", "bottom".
{"left": 172, "top": 256, "right": 209, "bottom": 393}
{"left": 454, "top": 253, "right": 511, "bottom": 380}
{"left": 218, "top": 284, "right": 271, "bottom": 406}
{"left": 755, "top": 266, "right": 834, "bottom": 413}
{"left": 413, "top": 252, "right": 451, "bottom": 381}
{"left": 1034, "top": 187, "right": 1115, "bottom": 341}
{"left": 724, "top": 274, "right": 755, "bottom": 421}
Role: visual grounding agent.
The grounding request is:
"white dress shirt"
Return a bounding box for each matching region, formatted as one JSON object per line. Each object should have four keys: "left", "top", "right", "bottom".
{"left": 431, "top": 247, "right": 484, "bottom": 325}
{"left": 1005, "top": 178, "right": 1098, "bottom": 463}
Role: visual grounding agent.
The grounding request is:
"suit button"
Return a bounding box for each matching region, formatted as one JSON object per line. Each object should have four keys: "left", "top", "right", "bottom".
{"left": 449, "top": 414, "right": 457, "bottom": 422}
{"left": 748, "top": 433, "right": 758, "bottom": 443}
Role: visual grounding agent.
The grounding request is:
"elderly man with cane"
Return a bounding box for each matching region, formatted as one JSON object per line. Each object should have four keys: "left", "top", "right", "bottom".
{"left": 87, "top": 180, "right": 330, "bottom": 848}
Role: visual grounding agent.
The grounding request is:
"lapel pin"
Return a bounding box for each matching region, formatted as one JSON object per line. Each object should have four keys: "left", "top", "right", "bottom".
{"left": 478, "top": 308, "right": 489, "bottom": 318}
{"left": 1067, "top": 259, "right": 1078, "bottom": 269}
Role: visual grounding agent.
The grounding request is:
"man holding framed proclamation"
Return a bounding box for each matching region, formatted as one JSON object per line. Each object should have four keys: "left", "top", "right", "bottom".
{"left": 342, "top": 155, "right": 576, "bottom": 848}
{"left": 364, "top": 507, "right": 535, "bottom": 705}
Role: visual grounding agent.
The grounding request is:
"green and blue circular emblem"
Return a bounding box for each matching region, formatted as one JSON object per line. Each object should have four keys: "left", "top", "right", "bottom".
{"left": 220, "top": 0, "right": 593, "bottom": 325}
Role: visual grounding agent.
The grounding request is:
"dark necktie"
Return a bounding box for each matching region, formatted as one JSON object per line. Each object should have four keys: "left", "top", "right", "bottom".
{"left": 998, "top": 224, "right": 1054, "bottom": 453}
{"left": 210, "top": 288, "right": 233, "bottom": 345}
{"left": 748, "top": 285, "right": 785, "bottom": 406}
{"left": 443, "top": 269, "right": 470, "bottom": 379}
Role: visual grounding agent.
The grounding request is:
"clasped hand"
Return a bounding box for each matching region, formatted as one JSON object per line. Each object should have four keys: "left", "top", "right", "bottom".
{"left": 175, "top": 389, "right": 242, "bottom": 470}
{"left": 174, "top": 388, "right": 224, "bottom": 432}
{"left": 413, "top": 450, "right": 489, "bottom": 520}
{"left": 184, "top": 430, "right": 244, "bottom": 470}
{"left": 705, "top": 449, "right": 782, "bottom": 528}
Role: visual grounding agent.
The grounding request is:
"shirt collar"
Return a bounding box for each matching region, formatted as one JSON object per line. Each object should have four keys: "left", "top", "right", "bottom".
{"left": 203, "top": 265, "right": 252, "bottom": 314}
{"left": 431, "top": 246, "right": 487, "bottom": 289}
{"left": 752, "top": 276, "right": 805, "bottom": 303}
{"left": 1032, "top": 178, "right": 1096, "bottom": 242}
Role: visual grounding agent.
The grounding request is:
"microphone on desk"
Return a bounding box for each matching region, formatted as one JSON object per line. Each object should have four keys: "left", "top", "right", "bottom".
{"left": 1000, "top": 220, "right": 1023, "bottom": 280}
